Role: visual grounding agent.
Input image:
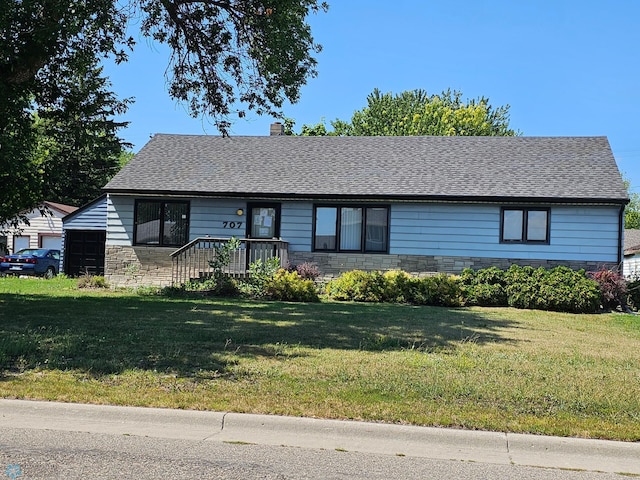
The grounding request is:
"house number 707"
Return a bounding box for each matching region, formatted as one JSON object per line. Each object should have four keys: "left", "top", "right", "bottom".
{"left": 222, "top": 221, "right": 243, "bottom": 229}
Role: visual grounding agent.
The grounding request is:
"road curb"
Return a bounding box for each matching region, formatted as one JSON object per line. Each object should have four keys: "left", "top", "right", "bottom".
{"left": 1, "top": 399, "right": 638, "bottom": 474}
{"left": 219, "top": 412, "right": 510, "bottom": 464}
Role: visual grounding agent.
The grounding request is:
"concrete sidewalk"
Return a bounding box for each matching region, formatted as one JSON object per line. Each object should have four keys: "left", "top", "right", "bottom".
{"left": 0, "top": 399, "right": 638, "bottom": 475}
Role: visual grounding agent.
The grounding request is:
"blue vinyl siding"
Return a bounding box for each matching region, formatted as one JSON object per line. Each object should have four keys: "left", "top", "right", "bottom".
{"left": 106, "top": 195, "right": 135, "bottom": 246}
{"left": 64, "top": 196, "right": 107, "bottom": 230}
{"left": 281, "top": 202, "right": 312, "bottom": 251}
{"left": 190, "top": 198, "right": 247, "bottom": 238}
{"left": 105, "top": 196, "right": 621, "bottom": 263}
{"left": 390, "top": 204, "right": 620, "bottom": 262}
{"left": 189, "top": 199, "right": 311, "bottom": 250}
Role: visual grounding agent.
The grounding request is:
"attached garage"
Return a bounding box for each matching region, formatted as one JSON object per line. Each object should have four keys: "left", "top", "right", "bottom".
{"left": 61, "top": 195, "right": 107, "bottom": 276}
{"left": 64, "top": 230, "right": 106, "bottom": 275}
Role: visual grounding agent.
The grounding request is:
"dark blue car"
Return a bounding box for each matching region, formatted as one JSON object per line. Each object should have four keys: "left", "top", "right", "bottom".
{"left": 0, "top": 249, "right": 60, "bottom": 279}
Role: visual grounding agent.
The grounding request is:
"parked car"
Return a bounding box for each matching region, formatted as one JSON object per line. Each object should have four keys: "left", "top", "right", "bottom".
{"left": 0, "top": 249, "right": 60, "bottom": 279}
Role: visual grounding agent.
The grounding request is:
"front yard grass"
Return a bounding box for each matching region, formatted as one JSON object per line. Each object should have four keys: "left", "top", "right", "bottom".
{"left": 0, "top": 276, "right": 639, "bottom": 441}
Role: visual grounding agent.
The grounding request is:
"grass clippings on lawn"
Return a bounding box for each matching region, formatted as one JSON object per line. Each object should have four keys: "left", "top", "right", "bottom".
{"left": 0, "top": 276, "right": 639, "bottom": 441}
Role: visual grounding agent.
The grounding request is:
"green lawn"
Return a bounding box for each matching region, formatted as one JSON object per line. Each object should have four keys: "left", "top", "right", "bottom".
{"left": 1, "top": 276, "right": 639, "bottom": 441}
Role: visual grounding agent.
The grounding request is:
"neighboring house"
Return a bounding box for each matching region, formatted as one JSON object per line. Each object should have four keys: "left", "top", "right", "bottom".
{"left": 61, "top": 195, "right": 108, "bottom": 276}
{"left": 623, "top": 229, "right": 640, "bottom": 279}
{"left": 102, "top": 128, "right": 629, "bottom": 287}
{"left": 1, "top": 202, "right": 77, "bottom": 255}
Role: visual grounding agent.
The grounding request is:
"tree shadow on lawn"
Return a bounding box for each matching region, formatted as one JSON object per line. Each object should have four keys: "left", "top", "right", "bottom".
{"left": 0, "top": 293, "right": 521, "bottom": 379}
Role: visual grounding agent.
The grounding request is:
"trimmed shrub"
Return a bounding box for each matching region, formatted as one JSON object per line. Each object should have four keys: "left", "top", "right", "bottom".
{"left": 459, "top": 267, "right": 507, "bottom": 306}
{"left": 413, "top": 274, "right": 462, "bottom": 307}
{"left": 382, "top": 270, "right": 417, "bottom": 303}
{"left": 265, "top": 269, "right": 319, "bottom": 302}
{"left": 326, "top": 270, "right": 386, "bottom": 302}
{"left": 504, "top": 265, "right": 545, "bottom": 310}
{"left": 504, "top": 265, "right": 600, "bottom": 313}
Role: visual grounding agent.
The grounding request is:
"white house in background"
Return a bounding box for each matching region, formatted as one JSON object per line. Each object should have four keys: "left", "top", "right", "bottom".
{"left": 102, "top": 130, "right": 629, "bottom": 287}
{"left": 1, "top": 201, "right": 78, "bottom": 254}
{"left": 623, "top": 229, "right": 640, "bottom": 279}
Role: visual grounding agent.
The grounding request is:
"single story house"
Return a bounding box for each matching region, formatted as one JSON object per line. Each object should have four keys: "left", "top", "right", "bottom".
{"left": 623, "top": 229, "right": 640, "bottom": 279}
{"left": 60, "top": 195, "right": 108, "bottom": 276}
{"left": 1, "top": 201, "right": 77, "bottom": 254}
{"left": 102, "top": 128, "right": 629, "bottom": 287}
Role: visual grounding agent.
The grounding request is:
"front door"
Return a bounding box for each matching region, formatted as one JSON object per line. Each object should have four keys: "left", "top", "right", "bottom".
{"left": 248, "top": 204, "right": 280, "bottom": 239}
{"left": 246, "top": 203, "right": 281, "bottom": 264}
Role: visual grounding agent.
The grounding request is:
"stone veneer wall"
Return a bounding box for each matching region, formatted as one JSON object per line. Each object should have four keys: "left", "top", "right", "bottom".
{"left": 105, "top": 246, "right": 613, "bottom": 287}
{"left": 105, "top": 245, "right": 175, "bottom": 287}
{"left": 288, "top": 252, "right": 610, "bottom": 280}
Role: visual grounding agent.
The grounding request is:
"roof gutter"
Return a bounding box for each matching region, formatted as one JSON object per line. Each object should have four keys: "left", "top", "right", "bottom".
{"left": 103, "top": 189, "right": 631, "bottom": 206}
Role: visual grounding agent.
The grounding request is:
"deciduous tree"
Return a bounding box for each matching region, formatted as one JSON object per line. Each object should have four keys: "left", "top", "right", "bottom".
{"left": 0, "top": 0, "right": 328, "bottom": 224}
{"left": 287, "top": 88, "right": 517, "bottom": 136}
{"left": 623, "top": 177, "right": 640, "bottom": 229}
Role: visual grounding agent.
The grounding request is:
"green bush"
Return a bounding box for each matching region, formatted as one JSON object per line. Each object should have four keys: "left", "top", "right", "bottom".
{"left": 413, "top": 274, "right": 462, "bottom": 307}
{"left": 182, "top": 275, "right": 240, "bottom": 297}
{"left": 504, "top": 265, "right": 600, "bottom": 313}
{"left": 265, "top": 269, "right": 319, "bottom": 302}
{"left": 326, "top": 270, "right": 387, "bottom": 302}
{"left": 324, "top": 265, "right": 602, "bottom": 313}
{"left": 382, "top": 270, "right": 417, "bottom": 303}
{"left": 240, "top": 257, "right": 281, "bottom": 298}
{"left": 459, "top": 267, "right": 507, "bottom": 306}
{"left": 328, "top": 270, "right": 461, "bottom": 306}
{"left": 465, "top": 282, "right": 507, "bottom": 307}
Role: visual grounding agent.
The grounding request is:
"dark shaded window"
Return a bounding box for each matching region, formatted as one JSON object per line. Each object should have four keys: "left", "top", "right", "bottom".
{"left": 314, "top": 207, "right": 337, "bottom": 250}
{"left": 365, "top": 207, "right": 389, "bottom": 252}
{"left": 314, "top": 205, "right": 389, "bottom": 253}
{"left": 135, "top": 201, "right": 189, "bottom": 246}
{"left": 501, "top": 208, "right": 549, "bottom": 244}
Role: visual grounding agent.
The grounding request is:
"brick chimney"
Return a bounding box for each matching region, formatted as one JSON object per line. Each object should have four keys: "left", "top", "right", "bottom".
{"left": 270, "top": 122, "right": 284, "bottom": 136}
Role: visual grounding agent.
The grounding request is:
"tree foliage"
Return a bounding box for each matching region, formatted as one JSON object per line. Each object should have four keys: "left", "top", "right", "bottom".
{"left": 140, "top": 0, "right": 328, "bottom": 132}
{"left": 623, "top": 177, "right": 640, "bottom": 229}
{"left": 1, "top": 0, "right": 131, "bottom": 224}
{"left": 0, "top": 0, "right": 328, "bottom": 224}
{"left": 287, "top": 88, "right": 517, "bottom": 136}
{"left": 37, "top": 59, "right": 132, "bottom": 207}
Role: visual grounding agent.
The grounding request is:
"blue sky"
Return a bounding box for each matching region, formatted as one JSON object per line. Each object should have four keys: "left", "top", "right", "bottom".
{"left": 103, "top": 0, "right": 640, "bottom": 192}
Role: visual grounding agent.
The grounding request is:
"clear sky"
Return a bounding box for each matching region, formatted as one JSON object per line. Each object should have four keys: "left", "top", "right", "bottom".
{"left": 103, "top": 0, "right": 640, "bottom": 192}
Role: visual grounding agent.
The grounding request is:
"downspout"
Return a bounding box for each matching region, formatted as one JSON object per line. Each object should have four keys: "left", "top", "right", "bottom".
{"left": 618, "top": 205, "right": 625, "bottom": 267}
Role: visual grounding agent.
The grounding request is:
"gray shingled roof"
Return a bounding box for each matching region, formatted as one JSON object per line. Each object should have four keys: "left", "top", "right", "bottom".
{"left": 624, "top": 229, "right": 640, "bottom": 254}
{"left": 104, "top": 135, "right": 628, "bottom": 203}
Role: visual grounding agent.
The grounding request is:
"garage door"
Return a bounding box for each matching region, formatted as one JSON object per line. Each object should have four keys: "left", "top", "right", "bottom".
{"left": 13, "top": 236, "right": 29, "bottom": 252}
{"left": 64, "top": 230, "right": 106, "bottom": 276}
{"left": 41, "top": 235, "right": 62, "bottom": 250}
